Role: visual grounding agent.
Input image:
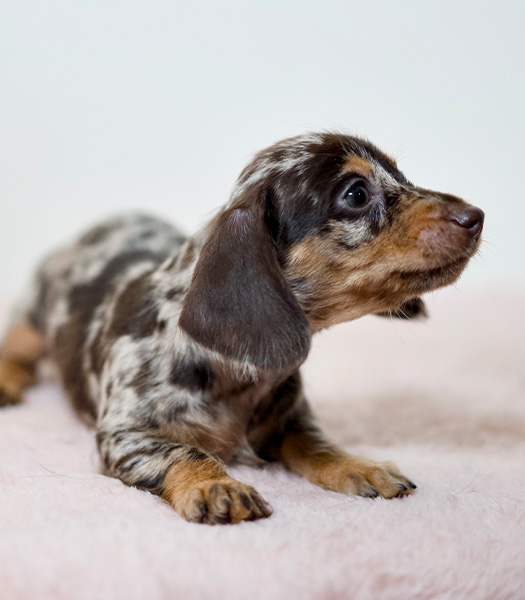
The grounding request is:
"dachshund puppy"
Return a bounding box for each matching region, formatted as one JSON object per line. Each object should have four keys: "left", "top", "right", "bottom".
{"left": 0, "top": 132, "right": 484, "bottom": 524}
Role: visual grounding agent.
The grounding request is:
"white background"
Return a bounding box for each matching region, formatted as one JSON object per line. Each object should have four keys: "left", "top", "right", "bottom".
{"left": 1, "top": 0, "right": 524, "bottom": 298}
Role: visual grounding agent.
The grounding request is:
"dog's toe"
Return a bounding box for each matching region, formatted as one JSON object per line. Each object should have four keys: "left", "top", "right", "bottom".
{"left": 310, "top": 455, "right": 416, "bottom": 499}
{"left": 179, "top": 479, "right": 272, "bottom": 525}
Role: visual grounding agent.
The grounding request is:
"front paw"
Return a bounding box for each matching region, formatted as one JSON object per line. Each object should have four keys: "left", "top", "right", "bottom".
{"left": 311, "top": 455, "right": 417, "bottom": 499}
{"left": 176, "top": 478, "right": 273, "bottom": 525}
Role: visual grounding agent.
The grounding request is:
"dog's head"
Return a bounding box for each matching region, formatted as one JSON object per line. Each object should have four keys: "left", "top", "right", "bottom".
{"left": 180, "top": 132, "right": 484, "bottom": 371}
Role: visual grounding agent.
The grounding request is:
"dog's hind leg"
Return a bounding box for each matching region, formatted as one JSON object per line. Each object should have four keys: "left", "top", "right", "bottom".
{"left": 0, "top": 318, "right": 46, "bottom": 406}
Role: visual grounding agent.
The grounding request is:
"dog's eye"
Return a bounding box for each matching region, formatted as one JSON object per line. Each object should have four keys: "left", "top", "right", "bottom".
{"left": 344, "top": 180, "right": 369, "bottom": 209}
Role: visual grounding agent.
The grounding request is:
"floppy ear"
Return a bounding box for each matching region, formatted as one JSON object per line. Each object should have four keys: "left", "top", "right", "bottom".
{"left": 179, "top": 197, "right": 311, "bottom": 371}
{"left": 375, "top": 297, "right": 428, "bottom": 320}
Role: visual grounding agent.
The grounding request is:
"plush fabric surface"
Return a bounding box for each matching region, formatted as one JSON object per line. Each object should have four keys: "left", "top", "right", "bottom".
{"left": 0, "top": 288, "right": 524, "bottom": 600}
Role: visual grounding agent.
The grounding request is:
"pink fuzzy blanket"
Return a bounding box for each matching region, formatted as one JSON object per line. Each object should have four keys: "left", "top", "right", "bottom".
{"left": 1, "top": 288, "right": 524, "bottom": 600}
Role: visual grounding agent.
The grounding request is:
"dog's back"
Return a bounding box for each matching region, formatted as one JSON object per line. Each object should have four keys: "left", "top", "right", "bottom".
{"left": 25, "top": 213, "right": 186, "bottom": 421}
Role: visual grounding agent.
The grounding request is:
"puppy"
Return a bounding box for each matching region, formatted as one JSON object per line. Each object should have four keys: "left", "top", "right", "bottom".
{"left": 0, "top": 132, "right": 484, "bottom": 524}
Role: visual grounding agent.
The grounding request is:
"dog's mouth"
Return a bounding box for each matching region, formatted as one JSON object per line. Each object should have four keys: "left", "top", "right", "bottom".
{"left": 392, "top": 212, "right": 483, "bottom": 294}
{"left": 396, "top": 252, "right": 474, "bottom": 294}
{"left": 407, "top": 252, "right": 470, "bottom": 276}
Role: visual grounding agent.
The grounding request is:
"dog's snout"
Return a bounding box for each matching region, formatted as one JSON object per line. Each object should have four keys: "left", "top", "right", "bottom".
{"left": 449, "top": 206, "right": 484, "bottom": 238}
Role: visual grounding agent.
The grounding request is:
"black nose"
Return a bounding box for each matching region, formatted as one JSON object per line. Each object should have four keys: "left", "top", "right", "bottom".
{"left": 449, "top": 206, "right": 485, "bottom": 239}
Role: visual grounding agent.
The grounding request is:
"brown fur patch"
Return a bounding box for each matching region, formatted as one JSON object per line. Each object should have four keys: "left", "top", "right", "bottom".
{"left": 54, "top": 316, "right": 97, "bottom": 423}
{"left": 109, "top": 274, "right": 159, "bottom": 340}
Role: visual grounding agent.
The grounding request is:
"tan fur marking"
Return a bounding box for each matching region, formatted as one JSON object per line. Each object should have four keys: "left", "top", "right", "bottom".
{"left": 0, "top": 359, "right": 35, "bottom": 403}
{"left": 286, "top": 235, "right": 385, "bottom": 328}
{"left": 162, "top": 456, "right": 271, "bottom": 524}
{"left": 162, "top": 456, "right": 226, "bottom": 505}
{"left": 344, "top": 155, "right": 374, "bottom": 177}
{"left": 0, "top": 319, "right": 46, "bottom": 404}
{"left": 285, "top": 191, "right": 476, "bottom": 331}
{"left": 2, "top": 319, "right": 46, "bottom": 363}
{"left": 281, "top": 433, "right": 414, "bottom": 499}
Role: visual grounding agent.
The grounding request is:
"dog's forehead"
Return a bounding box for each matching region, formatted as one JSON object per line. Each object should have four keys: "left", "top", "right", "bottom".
{"left": 232, "top": 132, "right": 410, "bottom": 205}
{"left": 274, "top": 133, "right": 408, "bottom": 184}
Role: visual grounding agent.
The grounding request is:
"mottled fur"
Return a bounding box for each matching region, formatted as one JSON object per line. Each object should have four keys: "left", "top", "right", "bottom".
{"left": 0, "top": 132, "right": 484, "bottom": 524}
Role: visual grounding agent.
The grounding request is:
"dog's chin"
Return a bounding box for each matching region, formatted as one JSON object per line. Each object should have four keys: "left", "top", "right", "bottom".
{"left": 399, "top": 254, "right": 472, "bottom": 296}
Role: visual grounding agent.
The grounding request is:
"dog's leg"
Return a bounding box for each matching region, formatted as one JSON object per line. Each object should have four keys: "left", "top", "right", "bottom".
{"left": 278, "top": 403, "right": 416, "bottom": 499}
{"left": 97, "top": 424, "right": 272, "bottom": 524}
{"left": 163, "top": 451, "right": 272, "bottom": 524}
{"left": 0, "top": 319, "right": 46, "bottom": 406}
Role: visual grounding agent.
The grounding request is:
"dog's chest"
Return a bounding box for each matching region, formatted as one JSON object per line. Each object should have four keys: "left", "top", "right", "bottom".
{"left": 184, "top": 378, "right": 278, "bottom": 464}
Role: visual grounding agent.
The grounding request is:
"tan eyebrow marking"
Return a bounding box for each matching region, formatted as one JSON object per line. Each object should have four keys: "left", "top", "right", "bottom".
{"left": 343, "top": 155, "right": 374, "bottom": 177}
